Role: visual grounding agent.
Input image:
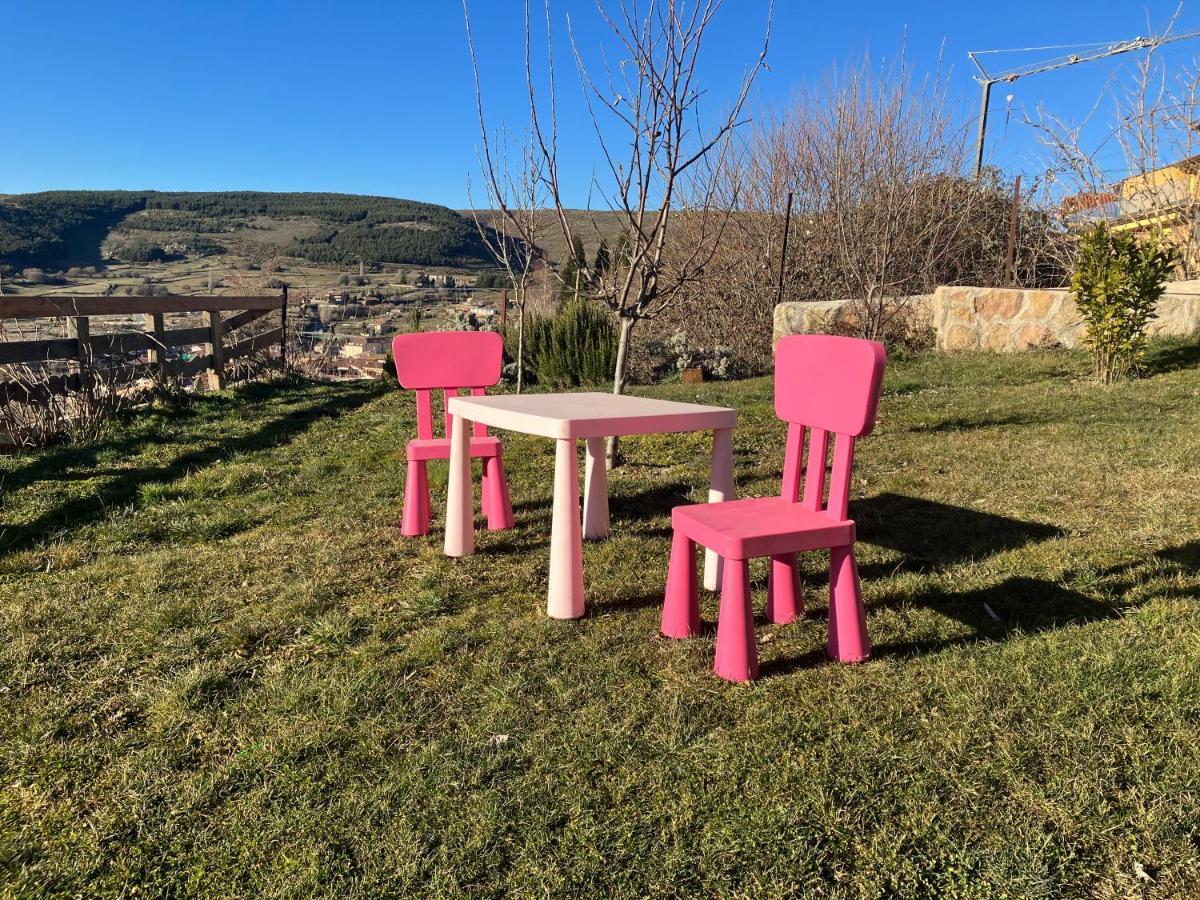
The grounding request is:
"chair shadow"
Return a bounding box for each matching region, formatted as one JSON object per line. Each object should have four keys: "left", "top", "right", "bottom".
{"left": 906, "top": 413, "right": 1050, "bottom": 434}
{"left": 0, "top": 379, "right": 382, "bottom": 555}
{"left": 1158, "top": 539, "right": 1200, "bottom": 573}
{"left": 760, "top": 575, "right": 1115, "bottom": 677}
{"left": 852, "top": 493, "right": 1064, "bottom": 579}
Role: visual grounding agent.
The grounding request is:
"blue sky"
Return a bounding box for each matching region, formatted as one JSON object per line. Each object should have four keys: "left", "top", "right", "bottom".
{"left": 3, "top": 0, "right": 1198, "bottom": 207}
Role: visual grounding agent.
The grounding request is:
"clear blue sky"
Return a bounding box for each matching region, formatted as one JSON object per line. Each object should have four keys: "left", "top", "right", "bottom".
{"left": 3, "top": 0, "right": 1197, "bottom": 207}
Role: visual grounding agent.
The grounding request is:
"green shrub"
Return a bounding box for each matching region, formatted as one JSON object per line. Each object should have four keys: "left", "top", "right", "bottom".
{"left": 382, "top": 344, "right": 398, "bottom": 385}
{"left": 518, "top": 300, "right": 617, "bottom": 387}
{"left": 1071, "top": 223, "right": 1178, "bottom": 383}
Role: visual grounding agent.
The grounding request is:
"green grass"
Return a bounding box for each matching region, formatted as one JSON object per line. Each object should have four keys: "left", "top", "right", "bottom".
{"left": 1, "top": 341, "right": 1199, "bottom": 897}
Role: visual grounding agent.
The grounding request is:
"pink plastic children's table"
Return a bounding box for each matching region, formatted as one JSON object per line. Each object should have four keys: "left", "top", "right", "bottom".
{"left": 443, "top": 392, "right": 737, "bottom": 619}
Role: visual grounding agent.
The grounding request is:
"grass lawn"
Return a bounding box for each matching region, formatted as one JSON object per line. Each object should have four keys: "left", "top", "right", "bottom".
{"left": 1, "top": 341, "right": 1199, "bottom": 897}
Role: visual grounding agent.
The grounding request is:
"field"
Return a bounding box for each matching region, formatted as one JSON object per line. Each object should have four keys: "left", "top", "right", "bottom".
{"left": 1, "top": 342, "right": 1199, "bottom": 895}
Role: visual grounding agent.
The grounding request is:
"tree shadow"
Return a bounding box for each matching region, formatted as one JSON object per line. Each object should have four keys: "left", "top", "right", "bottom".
{"left": 0, "top": 379, "right": 382, "bottom": 555}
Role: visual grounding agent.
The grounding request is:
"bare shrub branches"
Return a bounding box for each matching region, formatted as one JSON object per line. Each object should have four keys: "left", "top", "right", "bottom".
{"left": 663, "top": 50, "right": 1071, "bottom": 366}
{"left": 464, "top": 0, "right": 772, "bottom": 403}
{"left": 1028, "top": 12, "right": 1200, "bottom": 275}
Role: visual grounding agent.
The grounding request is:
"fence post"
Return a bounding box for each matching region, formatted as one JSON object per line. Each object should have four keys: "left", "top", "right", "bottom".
{"left": 207, "top": 310, "right": 226, "bottom": 389}
{"left": 280, "top": 286, "right": 288, "bottom": 371}
{"left": 144, "top": 312, "right": 168, "bottom": 378}
{"left": 67, "top": 315, "right": 92, "bottom": 397}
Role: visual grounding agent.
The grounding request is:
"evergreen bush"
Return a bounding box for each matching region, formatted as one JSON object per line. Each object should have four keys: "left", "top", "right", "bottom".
{"left": 518, "top": 300, "right": 617, "bottom": 387}
{"left": 1071, "top": 224, "right": 1178, "bottom": 383}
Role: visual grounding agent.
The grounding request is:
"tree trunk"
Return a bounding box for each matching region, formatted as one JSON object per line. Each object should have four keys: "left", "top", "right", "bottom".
{"left": 516, "top": 299, "right": 526, "bottom": 394}
{"left": 605, "top": 315, "right": 637, "bottom": 469}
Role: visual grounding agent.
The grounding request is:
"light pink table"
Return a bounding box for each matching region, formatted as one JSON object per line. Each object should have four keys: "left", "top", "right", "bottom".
{"left": 443, "top": 392, "right": 737, "bottom": 619}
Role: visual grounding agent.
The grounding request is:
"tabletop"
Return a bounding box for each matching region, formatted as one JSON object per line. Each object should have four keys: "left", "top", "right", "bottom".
{"left": 447, "top": 391, "right": 736, "bottom": 440}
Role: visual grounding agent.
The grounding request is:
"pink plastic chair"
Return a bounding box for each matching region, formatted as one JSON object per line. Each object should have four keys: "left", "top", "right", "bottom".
{"left": 392, "top": 331, "right": 514, "bottom": 536}
{"left": 661, "top": 334, "right": 887, "bottom": 682}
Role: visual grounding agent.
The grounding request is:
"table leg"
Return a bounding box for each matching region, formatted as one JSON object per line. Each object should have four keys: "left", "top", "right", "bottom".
{"left": 583, "top": 436, "right": 610, "bottom": 540}
{"left": 548, "top": 438, "right": 585, "bottom": 619}
{"left": 703, "top": 427, "right": 735, "bottom": 590}
{"left": 444, "top": 413, "right": 475, "bottom": 557}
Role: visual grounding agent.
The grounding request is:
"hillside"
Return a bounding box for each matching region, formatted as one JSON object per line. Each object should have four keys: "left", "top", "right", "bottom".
{"left": 0, "top": 191, "right": 494, "bottom": 270}
{"left": 461, "top": 208, "right": 628, "bottom": 265}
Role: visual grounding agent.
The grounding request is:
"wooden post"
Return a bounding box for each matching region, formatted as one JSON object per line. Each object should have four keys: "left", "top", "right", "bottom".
{"left": 67, "top": 315, "right": 92, "bottom": 397}
{"left": 500, "top": 289, "right": 508, "bottom": 335}
{"left": 1006, "top": 175, "right": 1023, "bottom": 286}
{"left": 280, "top": 286, "right": 288, "bottom": 371}
{"left": 144, "top": 312, "right": 167, "bottom": 377}
{"left": 207, "top": 310, "right": 226, "bottom": 389}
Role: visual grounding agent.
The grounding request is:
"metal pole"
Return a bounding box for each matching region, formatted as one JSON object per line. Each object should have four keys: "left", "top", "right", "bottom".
{"left": 973, "top": 80, "right": 993, "bottom": 181}
{"left": 775, "top": 191, "right": 794, "bottom": 306}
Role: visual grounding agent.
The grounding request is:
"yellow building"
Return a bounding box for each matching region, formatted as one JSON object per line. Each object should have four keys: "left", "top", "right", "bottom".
{"left": 1111, "top": 154, "right": 1200, "bottom": 254}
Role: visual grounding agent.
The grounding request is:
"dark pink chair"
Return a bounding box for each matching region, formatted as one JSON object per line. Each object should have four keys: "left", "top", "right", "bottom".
{"left": 392, "top": 331, "right": 514, "bottom": 536}
{"left": 661, "top": 334, "right": 887, "bottom": 682}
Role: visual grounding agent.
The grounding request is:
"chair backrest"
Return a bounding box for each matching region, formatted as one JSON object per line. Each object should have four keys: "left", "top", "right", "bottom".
{"left": 774, "top": 335, "right": 887, "bottom": 520}
{"left": 391, "top": 331, "right": 504, "bottom": 440}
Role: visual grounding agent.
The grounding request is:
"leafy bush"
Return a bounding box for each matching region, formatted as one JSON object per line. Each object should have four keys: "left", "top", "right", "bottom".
{"left": 521, "top": 300, "right": 617, "bottom": 387}
{"left": 1071, "top": 224, "right": 1179, "bottom": 383}
{"left": 20, "top": 268, "right": 67, "bottom": 286}
{"left": 382, "top": 344, "right": 398, "bottom": 385}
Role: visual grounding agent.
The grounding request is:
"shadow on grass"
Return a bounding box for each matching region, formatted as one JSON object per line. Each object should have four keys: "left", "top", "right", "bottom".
{"left": 853, "top": 493, "right": 1064, "bottom": 579}
{"left": 760, "top": 576, "right": 1114, "bottom": 677}
{"left": 0, "top": 378, "right": 382, "bottom": 555}
{"left": 1160, "top": 540, "right": 1200, "bottom": 573}
{"left": 906, "top": 413, "right": 1051, "bottom": 434}
{"left": 1141, "top": 339, "right": 1200, "bottom": 376}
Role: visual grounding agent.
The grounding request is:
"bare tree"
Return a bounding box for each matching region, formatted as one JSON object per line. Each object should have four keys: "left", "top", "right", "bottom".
{"left": 465, "top": 0, "right": 771, "bottom": 465}
{"left": 466, "top": 124, "right": 547, "bottom": 394}
{"left": 1028, "top": 9, "right": 1200, "bottom": 274}
{"left": 661, "top": 49, "right": 1072, "bottom": 365}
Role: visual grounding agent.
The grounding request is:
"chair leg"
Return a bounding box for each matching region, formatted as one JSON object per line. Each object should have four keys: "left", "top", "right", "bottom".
{"left": 661, "top": 530, "right": 700, "bottom": 638}
{"left": 483, "top": 454, "right": 515, "bottom": 530}
{"left": 828, "top": 545, "right": 870, "bottom": 663}
{"left": 713, "top": 558, "right": 757, "bottom": 682}
{"left": 766, "top": 553, "right": 804, "bottom": 624}
{"left": 401, "top": 459, "right": 430, "bottom": 537}
{"left": 480, "top": 458, "right": 492, "bottom": 521}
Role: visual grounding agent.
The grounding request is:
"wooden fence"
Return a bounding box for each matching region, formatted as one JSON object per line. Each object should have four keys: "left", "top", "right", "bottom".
{"left": 0, "top": 290, "right": 289, "bottom": 403}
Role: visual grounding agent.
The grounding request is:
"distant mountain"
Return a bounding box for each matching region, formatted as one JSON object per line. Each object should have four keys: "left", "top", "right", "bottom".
{"left": 460, "top": 208, "right": 628, "bottom": 266}
{"left": 0, "top": 191, "right": 494, "bottom": 269}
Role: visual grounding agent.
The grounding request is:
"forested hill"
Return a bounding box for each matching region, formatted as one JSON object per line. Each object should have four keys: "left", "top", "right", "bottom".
{"left": 0, "top": 191, "right": 493, "bottom": 269}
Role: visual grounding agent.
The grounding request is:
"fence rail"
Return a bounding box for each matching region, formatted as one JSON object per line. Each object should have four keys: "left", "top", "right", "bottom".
{"left": 0, "top": 291, "right": 289, "bottom": 403}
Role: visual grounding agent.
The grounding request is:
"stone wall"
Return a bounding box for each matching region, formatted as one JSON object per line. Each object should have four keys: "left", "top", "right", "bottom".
{"left": 772, "top": 295, "right": 932, "bottom": 343}
{"left": 932, "top": 285, "right": 1200, "bottom": 352}
{"left": 931, "top": 287, "right": 1080, "bottom": 352}
{"left": 773, "top": 285, "right": 1200, "bottom": 352}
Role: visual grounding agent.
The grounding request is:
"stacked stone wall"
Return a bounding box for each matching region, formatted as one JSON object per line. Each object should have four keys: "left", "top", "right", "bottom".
{"left": 772, "top": 286, "right": 1200, "bottom": 352}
